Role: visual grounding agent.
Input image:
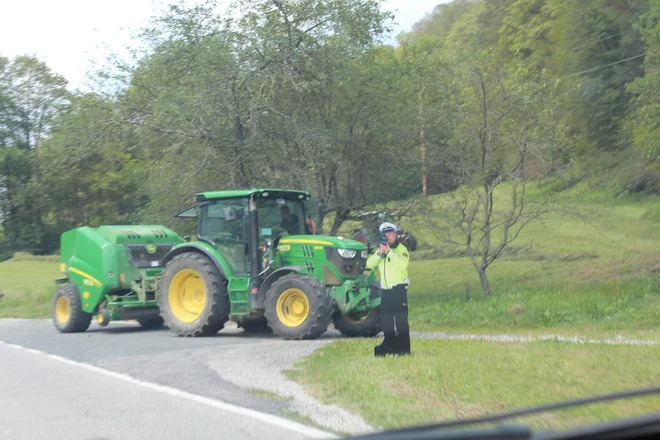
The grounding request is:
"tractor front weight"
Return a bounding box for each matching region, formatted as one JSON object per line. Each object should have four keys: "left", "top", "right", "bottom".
{"left": 329, "top": 277, "right": 380, "bottom": 314}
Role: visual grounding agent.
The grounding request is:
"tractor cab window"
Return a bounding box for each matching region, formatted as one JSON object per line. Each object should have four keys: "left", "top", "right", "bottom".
{"left": 304, "top": 198, "right": 323, "bottom": 235}
{"left": 257, "top": 198, "right": 305, "bottom": 238}
{"left": 199, "top": 199, "right": 249, "bottom": 275}
{"left": 173, "top": 205, "right": 199, "bottom": 238}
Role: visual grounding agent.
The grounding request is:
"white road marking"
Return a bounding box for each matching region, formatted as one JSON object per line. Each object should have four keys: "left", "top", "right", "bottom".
{"left": 0, "top": 340, "right": 336, "bottom": 439}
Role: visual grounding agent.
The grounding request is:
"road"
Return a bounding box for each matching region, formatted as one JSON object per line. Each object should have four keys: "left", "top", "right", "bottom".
{"left": 0, "top": 319, "right": 338, "bottom": 440}
{"left": 2, "top": 317, "right": 653, "bottom": 439}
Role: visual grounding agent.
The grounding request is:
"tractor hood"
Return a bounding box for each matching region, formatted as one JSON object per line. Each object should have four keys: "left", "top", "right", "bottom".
{"left": 278, "top": 235, "right": 367, "bottom": 250}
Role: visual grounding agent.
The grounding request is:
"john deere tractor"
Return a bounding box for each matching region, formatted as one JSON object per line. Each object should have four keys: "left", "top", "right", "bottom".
{"left": 53, "top": 189, "right": 382, "bottom": 340}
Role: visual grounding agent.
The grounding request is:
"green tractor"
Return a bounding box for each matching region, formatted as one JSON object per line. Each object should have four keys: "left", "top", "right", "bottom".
{"left": 53, "top": 189, "right": 382, "bottom": 340}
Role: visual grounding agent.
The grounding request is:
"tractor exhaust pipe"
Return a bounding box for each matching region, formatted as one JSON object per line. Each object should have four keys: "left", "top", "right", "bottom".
{"left": 248, "top": 195, "right": 261, "bottom": 312}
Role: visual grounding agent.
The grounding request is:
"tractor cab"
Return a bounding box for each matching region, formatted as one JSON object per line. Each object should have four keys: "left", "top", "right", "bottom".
{"left": 174, "top": 189, "right": 313, "bottom": 276}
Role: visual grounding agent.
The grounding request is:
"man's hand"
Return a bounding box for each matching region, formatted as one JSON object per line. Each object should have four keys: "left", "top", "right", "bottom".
{"left": 379, "top": 243, "right": 390, "bottom": 256}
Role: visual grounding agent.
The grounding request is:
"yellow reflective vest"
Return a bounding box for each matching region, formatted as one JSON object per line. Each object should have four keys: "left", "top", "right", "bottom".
{"left": 366, "top": 243, "right": 410, "bottom": 290}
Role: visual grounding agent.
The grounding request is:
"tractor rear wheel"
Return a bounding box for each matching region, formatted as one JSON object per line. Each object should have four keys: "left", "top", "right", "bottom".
{"left": 158, "top": 252, "right": 229, "bottom": 337}
{"left": 332, "top": 308, "right": 382, "bottom": 337}
{"left": 265, "top": 274, "right": 333, "bottom": 340}
{"left": 52, "top": 284, "right": 92, "bottom": 333}
{"left": 137, "top": 316, "right": 164, "bottom": 329}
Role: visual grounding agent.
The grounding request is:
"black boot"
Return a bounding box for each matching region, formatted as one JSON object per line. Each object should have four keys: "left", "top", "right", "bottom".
{"left": 391, "top": 334, "right": 411, "bottom": 356}
{"left": 374, "top": 338, "right": 395, "bottom": 357}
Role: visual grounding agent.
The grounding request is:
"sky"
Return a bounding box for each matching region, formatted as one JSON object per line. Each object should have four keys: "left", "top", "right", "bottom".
{"left": 0, "top": 0, "right": 447, "bottom": 91}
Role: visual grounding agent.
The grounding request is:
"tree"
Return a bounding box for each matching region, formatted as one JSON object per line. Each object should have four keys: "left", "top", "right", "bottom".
{"left": 627, "top": 0, "right": 660, "bottom": 169}
{"left": 419, "top": 52, "right": 566, "bottom": 297}
{"left": 548, "top": 0, "right": 646, "bottom": 156}
{"left": 38, "top": 94, "right": 145, "bottom": 237}
{"left": 0, "top": 55, "right": 69, "bottom": 255}
{"left": 0, "top": 56, "right": 69, "bottom": 149}
{"left": 110, "top": 0, "right": 406, "bottom": 231}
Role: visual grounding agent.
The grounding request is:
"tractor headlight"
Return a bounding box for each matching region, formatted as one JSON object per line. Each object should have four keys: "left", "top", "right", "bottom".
{"left": 337, "top": 248, "right": 357, "bottom": 259}
{"left": 360, "top": 250, "right": 368, "bottom": 259}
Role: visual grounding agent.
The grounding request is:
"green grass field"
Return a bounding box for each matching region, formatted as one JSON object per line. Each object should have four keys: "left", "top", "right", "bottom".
{"left": 285, "top": 339, "right": 660, "bottom": 431}
{"left": 406, "top": 199, "right": 660, "bottom": 338}
{"left": 0, "top": 257, "right": 61, "bottom": 319}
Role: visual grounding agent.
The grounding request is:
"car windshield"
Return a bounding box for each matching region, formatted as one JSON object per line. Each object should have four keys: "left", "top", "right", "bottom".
{"left": 4, "top": 0, "right": 660, "bottom": 438}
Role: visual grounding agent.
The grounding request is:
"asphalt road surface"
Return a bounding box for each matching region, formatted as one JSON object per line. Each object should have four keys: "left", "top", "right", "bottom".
{"left": 0, "top": 319, "right": 339, "bottom": 440}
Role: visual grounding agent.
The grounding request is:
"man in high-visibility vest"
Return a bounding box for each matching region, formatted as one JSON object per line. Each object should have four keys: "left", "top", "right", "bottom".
{"left": 366, "top": 222, "right": 411, "bottom": 356}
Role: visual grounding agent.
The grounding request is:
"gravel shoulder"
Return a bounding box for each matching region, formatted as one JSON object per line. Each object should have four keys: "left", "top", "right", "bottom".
{"left": 208, "top": 339, "right": 374, "bottom": 435}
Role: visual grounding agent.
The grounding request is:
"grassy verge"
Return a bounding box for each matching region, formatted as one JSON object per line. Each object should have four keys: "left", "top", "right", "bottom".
{"left": 285, "top": 339, "right": 660, "bottom": 431}
{"left": 0, "top": 260, "right": 61, "bottom": 318}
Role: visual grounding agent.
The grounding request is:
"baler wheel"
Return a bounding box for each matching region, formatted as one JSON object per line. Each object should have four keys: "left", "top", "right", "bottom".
{"left": 52, "top": 284, "right": 92, "bottom": 333}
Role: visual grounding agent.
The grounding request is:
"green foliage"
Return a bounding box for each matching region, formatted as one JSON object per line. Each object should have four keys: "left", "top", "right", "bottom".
{"left": 38, "top": 94, "right": 146, "bottom": 232}
{"left": 1, "top": 0, "right": 659, "bottom": 257}
{"left": 626, "top": 0, "right": 660, "bottom": 167}
{"left": 0, "top": 55, "right": 70, "bottom": 254}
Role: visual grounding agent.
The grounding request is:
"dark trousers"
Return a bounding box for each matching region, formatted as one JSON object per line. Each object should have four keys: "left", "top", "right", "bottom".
{"left": 375, "top": 284, "right": 410, "bottom": 356}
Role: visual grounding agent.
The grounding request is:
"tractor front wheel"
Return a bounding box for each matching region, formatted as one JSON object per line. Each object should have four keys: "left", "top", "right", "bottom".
{"left": 52, "top": 284, "right": 92, "bottom": 333}
{"left": 265, "top": 274, "right": 333, "bottom": 340}
{"left": 332, "top": 309, "right": 382, "bottom": 337}
{"left": 158, "top": 252, "right": 230, "bottom": 337}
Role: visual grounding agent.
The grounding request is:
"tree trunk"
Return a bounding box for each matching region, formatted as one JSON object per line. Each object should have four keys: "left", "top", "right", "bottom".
{"left": 418, "top": 91, "right": 428, "bottom": 198}
{"left": 420, "top": 127, "right": 428, "bottom": 198}
{"left": 329, "top": 208, "right": 350, "bottom": 236}
{"left": 476, "top": 265, "right": 491, "bottom": 297}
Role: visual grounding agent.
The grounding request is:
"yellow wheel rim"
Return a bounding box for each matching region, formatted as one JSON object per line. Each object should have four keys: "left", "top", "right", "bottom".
{"left": 97, "top": 313, "right": 104, "bottom": 324}
{"left": 55, "top": 296, "right": 71, "bottom": 324}
{"left": 168, "top": 269, "right": 207, "bottom": 323}
{"left": 276, "top": 288, "right": 310, "bottom": 327}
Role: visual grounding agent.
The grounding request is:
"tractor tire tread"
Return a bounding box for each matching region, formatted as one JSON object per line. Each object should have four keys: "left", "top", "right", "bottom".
{"left": 332, "top": 308, "right": 382, "bottom": 337}
{"left": 52, "top": 283, "right": 92, "bottom": 333}
{"left": 158, "top": 252, "right": 229, "bottom": 337}
{"left": 265, "top": 274, "right": 333, "bottom": 341}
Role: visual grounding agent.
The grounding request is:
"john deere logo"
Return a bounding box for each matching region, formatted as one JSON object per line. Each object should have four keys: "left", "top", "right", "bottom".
{"left": 145, "top": 244, "right": 157, "bottom": 254}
